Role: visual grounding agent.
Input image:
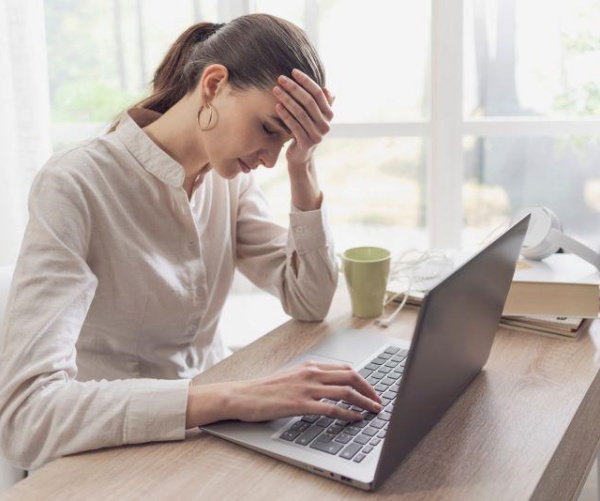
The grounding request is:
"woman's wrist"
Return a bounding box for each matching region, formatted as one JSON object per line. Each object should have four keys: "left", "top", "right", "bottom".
{"left": 288, "top": 159, "right": 322, "bottom": 211}
{"left": 185, "top": 381, "right": 237, "bottom": 429}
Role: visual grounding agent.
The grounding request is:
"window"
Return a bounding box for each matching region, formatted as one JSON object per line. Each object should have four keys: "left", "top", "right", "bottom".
{"left": 42, "top": 1, "right": 600, "bottom": 344}
{"left": 44, "top": 0, "right": 600, "bottom": 251}
{"left": 462, "top": 0, "right": 600, "bottom": 249}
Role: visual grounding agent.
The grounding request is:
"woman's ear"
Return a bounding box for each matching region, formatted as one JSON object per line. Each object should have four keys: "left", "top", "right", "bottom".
{"left": 199, "top": 64, "right": 229, "bottom": 101}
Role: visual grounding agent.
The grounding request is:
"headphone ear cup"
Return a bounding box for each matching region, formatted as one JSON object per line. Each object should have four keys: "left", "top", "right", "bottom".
{"left": 517, "top": 206, "right": 563, "bottom": 260}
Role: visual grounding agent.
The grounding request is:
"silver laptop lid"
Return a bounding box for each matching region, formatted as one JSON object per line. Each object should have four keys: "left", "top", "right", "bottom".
{"left": 373, "top": 214, "right": 530, "bottom": 488}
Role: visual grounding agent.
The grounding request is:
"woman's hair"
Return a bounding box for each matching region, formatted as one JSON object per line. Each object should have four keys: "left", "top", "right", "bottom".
{"left": 108, "top": 13, "right": 325, "bottom": 131}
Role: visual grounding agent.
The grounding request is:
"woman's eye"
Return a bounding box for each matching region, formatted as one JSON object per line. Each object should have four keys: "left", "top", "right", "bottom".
{"left": 262, "top": 124, "right": 276, "bottom": 136}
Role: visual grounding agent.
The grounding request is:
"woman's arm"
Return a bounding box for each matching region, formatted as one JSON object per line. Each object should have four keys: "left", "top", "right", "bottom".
{"left": 0, "top": 165, "right": 189, "bottom": 471}
{"left": 274, "top": 68, "right": 335, "bottom": 212}
{"left": 234, "top": 72, "right": 338, "bottom": 321}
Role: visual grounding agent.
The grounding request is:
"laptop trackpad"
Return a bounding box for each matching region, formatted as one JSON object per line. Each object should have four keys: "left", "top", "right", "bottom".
{"left": 298, "top": 328, "right": 400, "bottom": 366}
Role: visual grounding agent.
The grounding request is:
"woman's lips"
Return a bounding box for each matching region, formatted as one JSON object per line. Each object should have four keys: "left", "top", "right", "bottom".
{"left": 238, "top": 159, "right": 251, "bottom": 173}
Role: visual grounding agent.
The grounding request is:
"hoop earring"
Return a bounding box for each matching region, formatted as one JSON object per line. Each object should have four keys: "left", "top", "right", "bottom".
{"left": 197, "top": 103, "right": 214, "bottom": 131}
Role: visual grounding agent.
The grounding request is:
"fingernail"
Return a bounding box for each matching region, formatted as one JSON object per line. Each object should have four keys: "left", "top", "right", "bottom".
{"left": 375, "top": 403, "right": 383, "bottom": 412}
{"left": 273, "top": 86, "right": 282, "bottom": 95}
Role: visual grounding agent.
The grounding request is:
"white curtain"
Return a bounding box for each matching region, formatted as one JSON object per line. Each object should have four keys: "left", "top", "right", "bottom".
{"left": 0, "top": 0, "right": 51, "bottom": 266}
{"left": 0, "top": 0, "right": 49, "bottom": 490}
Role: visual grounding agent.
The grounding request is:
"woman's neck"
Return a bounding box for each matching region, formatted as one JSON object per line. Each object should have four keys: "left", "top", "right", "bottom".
{"left": 143, "top": 96, "right": 211, "bottom": 198}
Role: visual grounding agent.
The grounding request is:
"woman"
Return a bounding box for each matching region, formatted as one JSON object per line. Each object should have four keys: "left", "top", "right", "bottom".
{"left": 0, "top": 13, "right": 382, "bottom": 471}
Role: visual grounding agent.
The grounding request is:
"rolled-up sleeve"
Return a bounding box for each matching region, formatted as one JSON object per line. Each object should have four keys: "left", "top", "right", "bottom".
{"left": 234, "top": 175, "right": 338, "bottom": 321}
{"left": 0, "top": 165, "right": 189, "bottom": 471}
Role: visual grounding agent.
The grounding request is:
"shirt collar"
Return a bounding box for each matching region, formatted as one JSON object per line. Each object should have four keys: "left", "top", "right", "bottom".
{"left": 115, "top": 108, "right": 185, "bottom": 188}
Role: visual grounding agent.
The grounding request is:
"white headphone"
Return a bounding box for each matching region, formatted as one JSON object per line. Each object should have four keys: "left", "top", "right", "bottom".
{"left": 512, "top": 206, "right": 600, "bottom": 271}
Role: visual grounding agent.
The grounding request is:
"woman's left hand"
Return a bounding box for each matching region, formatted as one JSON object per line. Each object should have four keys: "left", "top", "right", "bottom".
{"left": 273, "top": 68, "right": 334, "bottom": 166}
{"left": 273, "top": 68, "right": 335, "bottom": 210}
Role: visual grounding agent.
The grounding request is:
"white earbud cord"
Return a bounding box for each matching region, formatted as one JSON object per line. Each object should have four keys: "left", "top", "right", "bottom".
{"left": 376, "top": 249, "right": 453, "bottom": 328}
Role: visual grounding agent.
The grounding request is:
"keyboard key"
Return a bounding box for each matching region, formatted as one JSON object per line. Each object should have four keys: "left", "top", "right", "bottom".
{"left": 290, "top": 421, "right": 311, "bottom": 432}
{"left": 359, "top": 368, "right": 372, "bottom": 378}
{"left": 370, "top": 419, "right": 386, "bottom": 429}
{"left": 362, "top": 411, "right": 377, "bottom": 421}
{"left": 335, "top": 433, "right": 353, "bottom": 444}
{"left": 363, "top": 445, "right": 374, "bottom": 454}
{"left": 352, "top": 420, "right": 368, "bottom": 429}
{"left": 374, "top": 383, "right": 388, "bottom": 393}
{"left": 377, "top": 366, "right": 391, "bottom": 374}
{"left": 353, "top": 453, "right": 367, "bottom": 463}
{"left": 372, "top": 357, "right": 387, "bottom": 365}
{"left": 315, "top": 417, "right": 334, "bottom": 427}
{"left": 344, "top": 426, "right": 361, "bottom": 436}
{"left": 384, "top": 346, "right": 400, "bottom": 355}
{"left": 378, "top": 352, "right": 392, "bottom": 360}
{"left": 370, "top": 372, "right": 384, "bottom": 380}
{"left": 362, "top": 427, "right": 378, "bottom": 437}
{"left": 379, "top": 411, "right": 392, "bottom": 421}
{"left": 382, "top": 377, "right": 396, "bottom": 386}
{"left": 315, "top": 432, "right": 334, "bottom": 443}
{"left": 384, "top": 360, "right": 399, "bottom": 368}
{"left": 301, "top": 415, "right": 319, "bottom": 423}
{"left": 377, "top": 430, "right": 387, "bottom": 438}
{"left": 354, "top": 434, "right": 370, "bottom": 445}
{"left": 367, "top": 376, "right": 379, "bottom": 385}
{"left": 340, "top": 443, "right": 362, "bottom": 459}
{"left": 279, "top": 429, "right": 301, "bottom": 441}
{"left": 295, "top": 426, "right": 323, "bottom": 445}
{"left": 327, "top": 424, "right": 344, "bottom": 435}
{"left": 310, "top": 440, "right": 344, "bottom": 455}
{"left": 370, "top": 437, "right": 382, "bottom": 446}
{"left": 365, "top": 363, "right": 378, "bottom": 371}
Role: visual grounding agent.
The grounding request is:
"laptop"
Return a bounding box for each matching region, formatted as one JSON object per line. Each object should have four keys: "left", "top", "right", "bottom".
{"left": 202, "top": 214, "right": 530, "bottom": 490}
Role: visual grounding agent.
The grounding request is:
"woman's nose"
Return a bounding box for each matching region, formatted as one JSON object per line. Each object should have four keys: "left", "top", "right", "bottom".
{"left": 259, "top": 145, "right": 282, "bottom": 169}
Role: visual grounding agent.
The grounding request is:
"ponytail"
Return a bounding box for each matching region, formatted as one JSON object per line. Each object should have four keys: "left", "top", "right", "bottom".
{"left": 107, "top": 22, "right": 223, "bottom": 132}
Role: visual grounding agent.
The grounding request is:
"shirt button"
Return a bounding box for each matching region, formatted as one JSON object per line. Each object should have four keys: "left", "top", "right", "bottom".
{"left": 187, "top": 323, "right": 198, "bottom": 334}
{"left": 295, "top": 226, "right": 305, "bottom": 234}
{"left": 187, "top": 241, "right": 197, "bottom": 250}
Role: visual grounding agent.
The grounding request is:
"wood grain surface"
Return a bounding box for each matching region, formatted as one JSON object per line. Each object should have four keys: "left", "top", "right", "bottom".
{"left": 3, "top": 287, "right": 600, "bottom": 500}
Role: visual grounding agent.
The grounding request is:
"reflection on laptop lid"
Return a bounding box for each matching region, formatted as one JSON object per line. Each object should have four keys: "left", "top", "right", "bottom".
{"left": 202, "top": 215, "right": 530, "bottom": 491}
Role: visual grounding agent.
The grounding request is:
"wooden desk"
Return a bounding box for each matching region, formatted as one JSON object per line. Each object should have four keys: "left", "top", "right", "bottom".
{"left": 4, "top": 289, "right": 600, "bottom": 500}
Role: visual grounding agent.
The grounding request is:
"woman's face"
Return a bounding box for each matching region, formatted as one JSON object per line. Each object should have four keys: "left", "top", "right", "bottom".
{"left": 202, "top": 85, "right": 293, "bottom": 179}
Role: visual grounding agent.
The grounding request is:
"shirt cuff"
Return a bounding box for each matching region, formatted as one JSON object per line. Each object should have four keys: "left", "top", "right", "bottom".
{"left": 289, "top": 198, "right": 334, "bottom": 253}
{"left": 125, "top": 378, "right": 190, "bottom": 445}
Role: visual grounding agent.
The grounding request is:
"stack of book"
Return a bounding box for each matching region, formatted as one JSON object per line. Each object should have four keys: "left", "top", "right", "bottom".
{"left": 387, "top": 253, "right": 600, "bottom": 341}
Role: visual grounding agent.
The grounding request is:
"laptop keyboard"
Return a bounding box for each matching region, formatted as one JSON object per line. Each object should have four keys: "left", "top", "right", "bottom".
{"left": 278, "top": 345, "right": 408, "bottom": 463}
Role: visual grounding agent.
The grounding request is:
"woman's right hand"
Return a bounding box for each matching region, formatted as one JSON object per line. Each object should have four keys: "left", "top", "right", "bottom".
{"left": 186, "top": 361, "right": 383, "bottom": 429}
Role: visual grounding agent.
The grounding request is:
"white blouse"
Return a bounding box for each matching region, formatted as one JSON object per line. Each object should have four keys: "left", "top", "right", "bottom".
{"left": 0, "top": 109, "right": 338, "bottom": 471}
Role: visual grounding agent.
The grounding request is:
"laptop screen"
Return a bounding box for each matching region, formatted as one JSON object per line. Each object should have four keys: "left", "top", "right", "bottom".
{"left": 374, "top": 215, "right": 530, "bottom": 487}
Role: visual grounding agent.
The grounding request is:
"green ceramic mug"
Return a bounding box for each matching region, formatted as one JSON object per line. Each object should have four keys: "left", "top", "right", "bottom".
{"left": 341, "top": 246, "right": 391, "bottom": 318}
